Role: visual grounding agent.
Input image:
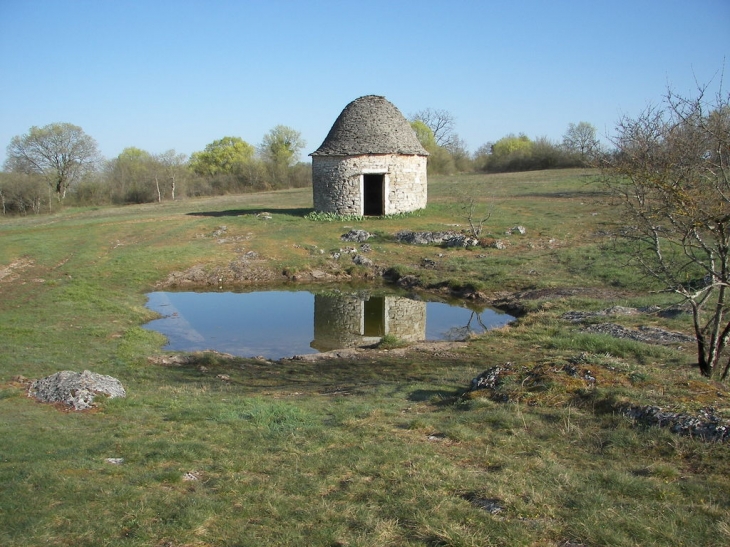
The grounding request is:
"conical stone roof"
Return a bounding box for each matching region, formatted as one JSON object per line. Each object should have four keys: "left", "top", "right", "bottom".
{"left": 311, "top": 95, "right": 429, "bottom": 157}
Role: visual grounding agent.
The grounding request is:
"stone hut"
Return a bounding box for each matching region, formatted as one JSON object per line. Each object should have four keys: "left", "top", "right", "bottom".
{"left": 311, "top": 293, "right": 426, "bottom": 352}
{"left": 310, "top": 95, "right": 428, "bottom": 216}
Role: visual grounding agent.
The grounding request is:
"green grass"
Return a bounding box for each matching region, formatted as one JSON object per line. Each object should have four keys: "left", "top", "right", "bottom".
{"left": 1, "top": 169, "right": 729, "bottom": 546}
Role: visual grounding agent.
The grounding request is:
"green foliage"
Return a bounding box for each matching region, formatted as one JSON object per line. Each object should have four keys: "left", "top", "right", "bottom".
{"left": 492, "top": 133, "right": 533, "bottom": 157}
{"left": 188, "top": 136, "right": 255, "bottom": 177}
{"left": 260, "top": 125, "right": 305, "bottom": 166}
{"left": 478, "top": 133, "right": 587, "bottom": 173}
{"left": 305, "top": 209, "right": 423, "bottom": 222}
{"left": 410, "top": 120, "right": 437, "bottom": 151}
{"left": 305, "top": 211, "right": 364, "bottom": 222}
{"left": 410, "top": 120, "right": 459, "bottom": 175}
{"left": 101, "top": 147, "right": 188, "bottom": 205}
{"left": 258, "top": 125, "right": 307, "bottom": 188}
{"left": 377, "top": 333, "right": 407, "bottom": 348}
{"left": 107, "top": 147, "right": 156, "bottom": 203}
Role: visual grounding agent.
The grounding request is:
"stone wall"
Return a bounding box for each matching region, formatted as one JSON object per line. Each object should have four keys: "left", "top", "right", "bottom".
{"left": 311, "top": 294, "right": 372, "bottom": 351}
{"left": 312, "top": 154, "right": 427, "bottom": 215}
{"left": 385, "top": 297, "right": 427, "bottom": 342}
{"left": 311, "top": 294, "right": 427, "bottom": 350}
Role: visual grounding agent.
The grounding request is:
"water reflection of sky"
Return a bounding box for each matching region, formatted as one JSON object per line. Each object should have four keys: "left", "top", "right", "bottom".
{"left": 425, "top": 302, "right": 506, "bottom": 341}
{"left": 144, "top": 290, "right": 513, "bottom": 360}
{"left": 144, "top": 291, "right": 315, "bottom": 359}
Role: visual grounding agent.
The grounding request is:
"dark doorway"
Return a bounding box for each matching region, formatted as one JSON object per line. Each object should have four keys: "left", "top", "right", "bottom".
{"left": 363, "top": 296, "right": 386, "bottom": 336}
{"left": 363, "top": 174, "right": 384, "bottom": 216}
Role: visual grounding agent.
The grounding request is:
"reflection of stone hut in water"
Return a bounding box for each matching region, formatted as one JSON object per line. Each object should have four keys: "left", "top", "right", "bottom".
{"left": 310, "top": 95, "right": 429, "bottom": 216}
{"left": 311, "top": 294, "right": 426, "bottom": 352}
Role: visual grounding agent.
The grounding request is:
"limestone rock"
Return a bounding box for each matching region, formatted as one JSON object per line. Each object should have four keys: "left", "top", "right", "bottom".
{"left": 29, "top": 370, "right": 126, "bottom": 411}
{"left": 341, "top": 229, "right": 372, "bottom": 242}
{"left": 352, "top": 254, "right": 373, "bottom": 267}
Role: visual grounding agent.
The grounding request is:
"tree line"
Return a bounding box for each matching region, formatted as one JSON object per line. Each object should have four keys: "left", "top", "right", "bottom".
{"left": 0, "top": 110, "right": 601, "bottom": 215}
{"left": 0, "top": 124, "right": 310, "bottom": 214}
{"left": 409, "top": 109, "right": 600, "bottom": 175}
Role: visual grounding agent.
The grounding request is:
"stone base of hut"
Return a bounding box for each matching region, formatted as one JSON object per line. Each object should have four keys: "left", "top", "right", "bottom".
{"left": 312, "top": 154, "right": 427, "bottom": 216}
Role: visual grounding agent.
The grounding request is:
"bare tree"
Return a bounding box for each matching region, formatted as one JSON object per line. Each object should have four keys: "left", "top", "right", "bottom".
{"left": 461, "top": 197, "right": 493, "bottom": 238}
{"left": 562, "top": 121, "right": 600, "bottom": 161}
{"left": 410, "top": 108, "right": 456, "bottom": 147}
{"left": 156, "top": 150, "right": 187, "bottom": 201}
{"left": 4, "top": 122, "right": 100, "bottom": 203}
{"left": 602, "top": 80, "right": 730, "bottom": 379}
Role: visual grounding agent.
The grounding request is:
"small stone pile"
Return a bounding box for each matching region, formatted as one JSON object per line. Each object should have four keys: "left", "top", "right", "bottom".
{"left": 340, "top": 229, "right": 372, "bottom": 242}
{"left": 621, "top": 405, "right": 730, "bottom": 442}
{"left": 470, "top": 364, "right": 511, "bottom": 391}
{"left": 394, "top": 230, "right": 479, "bottom": 247}
{"left": 28, "top": 370, "right": 126, "bottom": 411}
{"left": 583, "top": 323, "right": 694, "bottom": 345}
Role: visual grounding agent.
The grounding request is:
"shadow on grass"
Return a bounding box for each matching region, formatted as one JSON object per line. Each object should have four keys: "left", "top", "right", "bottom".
{"left": 515, "top": 190, "right": 608, "bottom": 199}
{"left": 408, "top": 388, "right": 460, "bottom": 403}
{"left": 187, "top": 207, "right": 313, "bottom": 218}
{"left": 152, "top": 351, "right": 476, "bottom": 396}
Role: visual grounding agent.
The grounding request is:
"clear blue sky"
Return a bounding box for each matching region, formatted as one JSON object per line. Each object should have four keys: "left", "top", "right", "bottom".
{"left": 1, "top": 0, "right": 728, "bottom": 165}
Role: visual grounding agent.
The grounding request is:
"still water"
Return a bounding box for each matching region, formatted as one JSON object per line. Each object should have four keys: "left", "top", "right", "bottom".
{"left": 143, "top": 289, "right": 513, "bottom": 360}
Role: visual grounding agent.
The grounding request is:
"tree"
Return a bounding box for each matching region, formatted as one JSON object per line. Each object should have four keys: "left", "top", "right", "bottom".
{"left": 484, "top": 133, "right": 534, "bottom": 172}
{"left": 259, "top": 125, "right": 305, "bottom": 167}
{"left": 155, "top": 150, "right": 187, "bottom": 201}
{"left": 602, "top": 82, "right": 730, "bottom": 379}
{"left": 472, "top": 142, "right": 494, "bottom": 171}
{"left": 0, "top": 172, "right": 45, "bottom": 215}
{"left": 492, "top": 133, "right": 532, "bottom": 157}
{"left": 410, "top": 120, "right": 458, "bottom": 175}
{"left": 106, "top": 147, "right": 156, "bottom": 203}
{"left": 410, "top": 120, "right": 437, "bottom": 152}
{"left": 410, "top": 108, "right": 456, "bottom": 147}
{"left": 444, "top": 135, "right": 473, "bottom": 172}
{"left": 259, "top": 125, "right": 305, "bottom": 187}
{"left": 4, "top": 122, "right": 99, "bottom": 202}
{"left": 189, "top": 136, "right": 254, "bottom": 177}
{"left": 563, "top": 121, "right": 600, "bottom": 161}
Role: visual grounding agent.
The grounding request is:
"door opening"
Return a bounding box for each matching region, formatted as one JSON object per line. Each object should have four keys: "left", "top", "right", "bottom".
{"left": 363, "top": 296, "right": 386, "bottom": 336}
{"left": 363, "top": 174, "right": 385, "bottom": 216}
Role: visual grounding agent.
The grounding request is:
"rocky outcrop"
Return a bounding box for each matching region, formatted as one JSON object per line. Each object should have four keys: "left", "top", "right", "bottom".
{"left": 394, "top": 230, "right": 478, "bottom": 247}
{"left": 340, "top": 229, "right": 372, "bottom": 242}
{"left": 562, "top": 306, "right": 694, "bottom": 345}
{"left": 621, "top": 405, "right": 729, "bottom": 442}
{"left": 29, "top": 370, "right": 126, "bottom": 411}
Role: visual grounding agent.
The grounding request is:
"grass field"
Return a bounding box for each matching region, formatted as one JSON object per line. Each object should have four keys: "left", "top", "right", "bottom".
{"left": 1, "top": 169, "right": 728, "bottom": 546}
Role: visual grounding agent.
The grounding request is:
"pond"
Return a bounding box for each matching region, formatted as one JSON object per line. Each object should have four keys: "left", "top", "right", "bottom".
{"left": 143, "top": 288, "right": 514, "bottom": 360}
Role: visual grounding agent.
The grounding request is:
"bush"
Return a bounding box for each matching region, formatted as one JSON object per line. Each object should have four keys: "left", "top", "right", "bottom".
{"left": 478, "top": 135, "right": 587, "bottom": 173}
{"left": 0, "top": 172, "right": 46, "bottom": 215}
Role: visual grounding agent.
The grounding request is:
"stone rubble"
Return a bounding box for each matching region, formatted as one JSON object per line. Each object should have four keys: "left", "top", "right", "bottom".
{"left": 468, "top": 362, "right": 727, "bottom": 443}
{"left": 352, "top": 254, "right": 373, "bottom": 267}
{"left": 340, "top": 229, "right": 372, "bottom": 242}
{"left": 562, "top": 306, "right": 694, "bottom": 345}
{"left": 470, "top": 364, "right": 511, "bottom": 391}
{"left": 394, "top": 230, "right": 479, "bottom": 247}
{"left": 583, "top": 323, "right": 694, "bottom": 345}
{"left": 621, "top": 405, "right": 730, "bottom": 442}
{"left": 28, "top": 370, "right": 126, "bottom": 411}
